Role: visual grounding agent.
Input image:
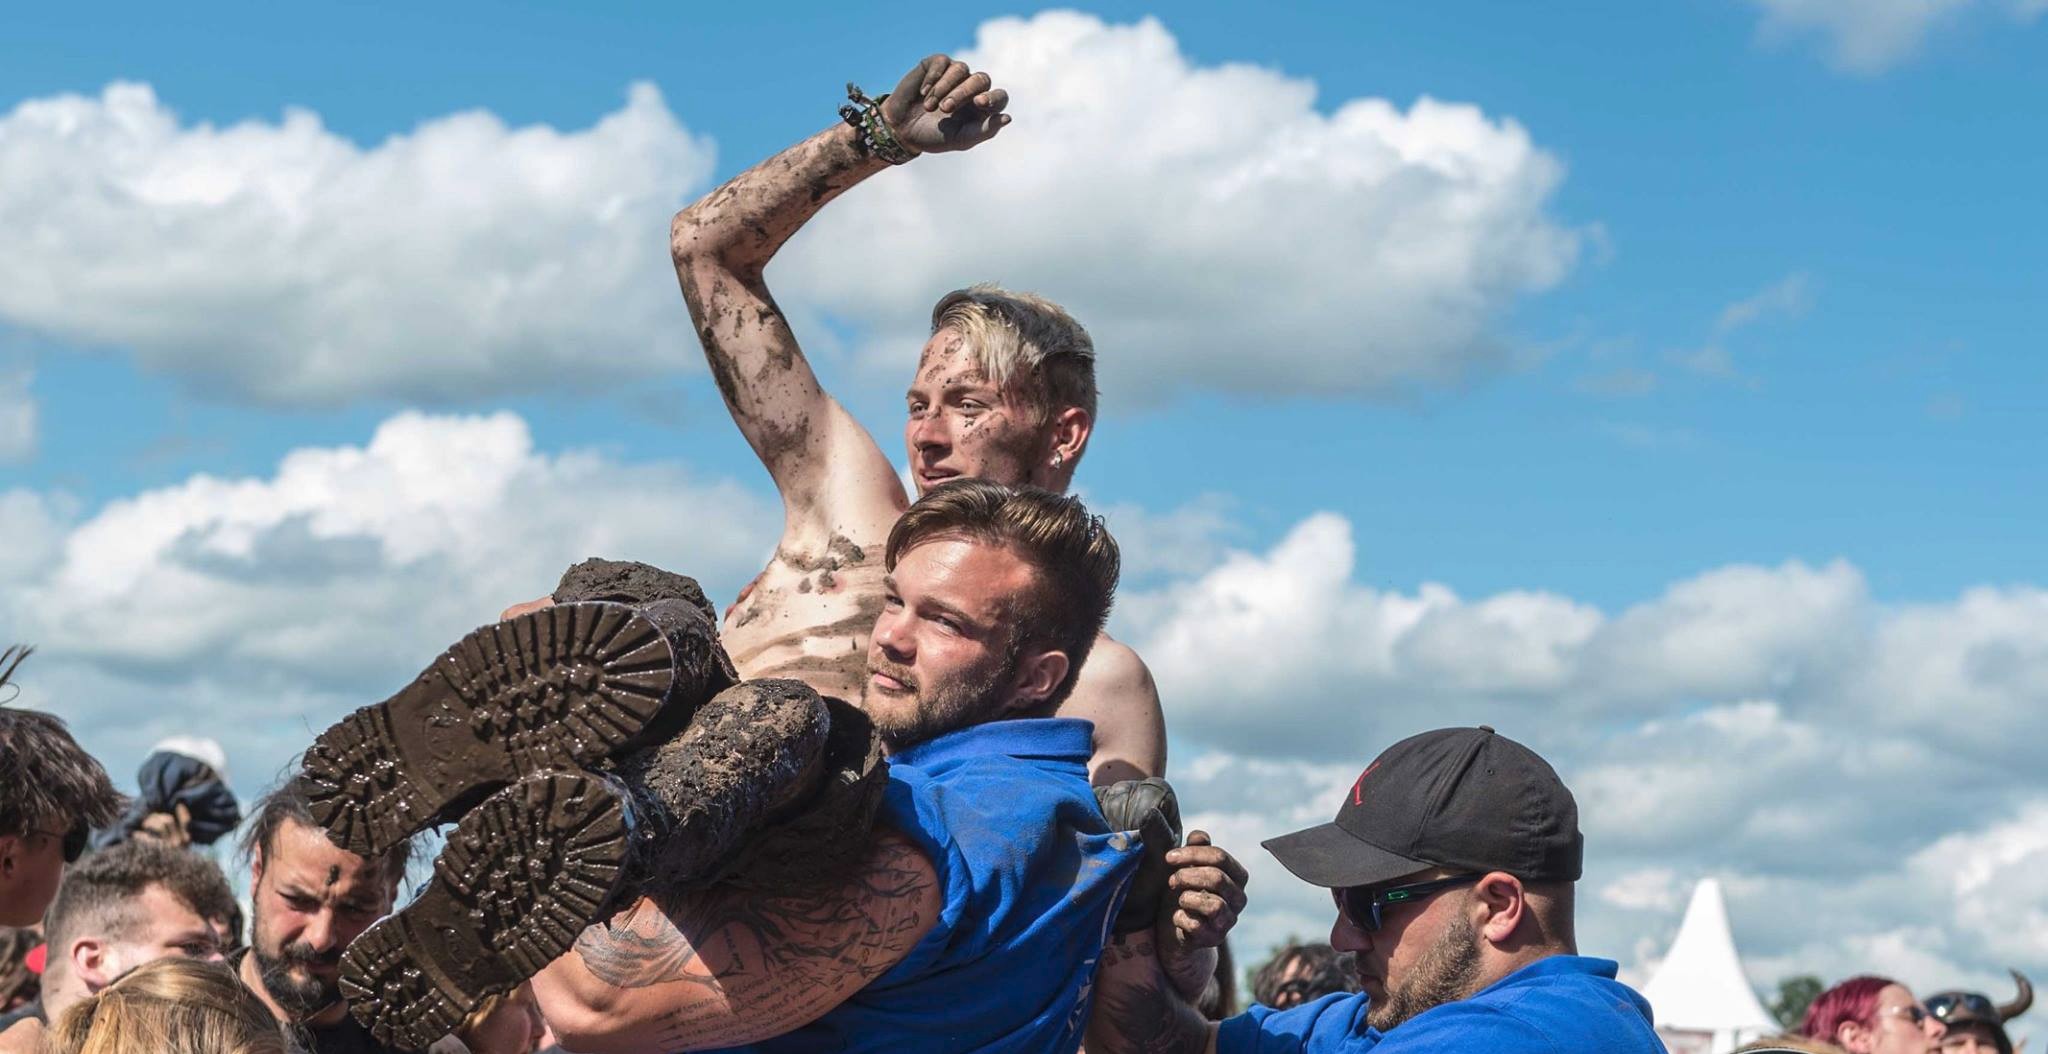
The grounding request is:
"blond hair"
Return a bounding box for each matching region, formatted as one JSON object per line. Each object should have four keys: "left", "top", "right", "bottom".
{"left": 929, "top": 285, "right": 1097, "bottom": 423}
{"left": 45, "top": 957, "right": 293, "bottom": 1054}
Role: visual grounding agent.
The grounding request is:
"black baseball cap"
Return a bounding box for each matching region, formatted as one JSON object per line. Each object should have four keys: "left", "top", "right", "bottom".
{"left": 1263, "top": 726, "right": 1583, "bottom": 889}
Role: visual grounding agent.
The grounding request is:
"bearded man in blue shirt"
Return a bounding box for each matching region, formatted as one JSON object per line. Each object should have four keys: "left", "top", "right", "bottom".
{"left": 1087, "top": 725, "right": 1664, "bottom": 1054}
{"left": 317, "top": 481, "right": 1148, "bottom": 1053}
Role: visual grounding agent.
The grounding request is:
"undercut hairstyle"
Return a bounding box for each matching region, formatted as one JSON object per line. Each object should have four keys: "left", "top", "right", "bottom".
{"left": 930, "top": 284, "right": 1098, "bottom": 424}
{"left": 240, "top": 779, "right": 414, "bottom": 893}
{"left": 0, "top": 647, "right": 125, "bottom": 838}
{"left": 46, "top": 957, "right": 291, "bottom": 1054}
{"left": 44, "top": 841, "right": 237, "bottom": 952}
{"left": 885, "top": 480, "right": 1120, "bottom": 709}
{"left": 1802, "top": 975, "right": 1897, "bottom": 1043}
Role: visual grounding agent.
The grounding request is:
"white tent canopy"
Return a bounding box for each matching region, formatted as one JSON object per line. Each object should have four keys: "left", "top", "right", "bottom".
{"left": 1643, "top": 878, "right": 1780, "bottom": 1054}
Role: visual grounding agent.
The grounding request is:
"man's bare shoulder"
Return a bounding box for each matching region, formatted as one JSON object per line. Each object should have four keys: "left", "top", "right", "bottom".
{"left": 1063, "top": 634, "right": 1167, "bottom": 784}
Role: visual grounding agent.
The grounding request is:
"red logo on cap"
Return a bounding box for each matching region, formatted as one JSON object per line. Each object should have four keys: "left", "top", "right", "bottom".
{"left": 1351, "top": 761, "right": 1381, "bottom": 806}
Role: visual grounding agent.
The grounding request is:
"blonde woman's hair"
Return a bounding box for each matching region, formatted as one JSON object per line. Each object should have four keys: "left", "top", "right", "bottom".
{"left": 929, "top": 285, "right": 1098, "bottom": 424}
{"left": 45, "top": 957, "right": 293, "bottom": 1054}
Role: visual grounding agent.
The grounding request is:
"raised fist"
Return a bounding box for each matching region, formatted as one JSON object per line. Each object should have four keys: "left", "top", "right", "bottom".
{"left": 880, "top": 53, "right": 1012, "bottom": 155}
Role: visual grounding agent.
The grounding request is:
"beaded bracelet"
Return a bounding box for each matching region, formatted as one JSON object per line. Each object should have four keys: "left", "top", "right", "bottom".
{"left": 838, "top": 83, "right": 920, "bottom": 165}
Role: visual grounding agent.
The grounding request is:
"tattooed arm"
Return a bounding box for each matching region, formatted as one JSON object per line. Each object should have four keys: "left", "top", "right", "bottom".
{"left": 670, "top": 52, "right": 1012, "bottom": 535}
{"left": 1087, "top": 930, "right": 1220, "bottom": 1054}
{"left": 532, "top": 830, "right": 941, "bottom": 1053}
{"left": 1086, "top": 830, "right": 1251, "bottom": 1054}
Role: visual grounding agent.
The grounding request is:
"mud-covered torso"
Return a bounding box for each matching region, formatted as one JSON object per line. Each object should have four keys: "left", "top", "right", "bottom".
{"left": 721, "top": 533, "right": 887, "bottom": 704}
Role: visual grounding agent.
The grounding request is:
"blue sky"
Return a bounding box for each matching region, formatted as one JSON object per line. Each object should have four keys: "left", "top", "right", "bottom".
{"left": 5, "top": 0, "right": 2047, "bottom": 1021}
{"left": 9, "top": 0, "right": 2044, "bottom": 606}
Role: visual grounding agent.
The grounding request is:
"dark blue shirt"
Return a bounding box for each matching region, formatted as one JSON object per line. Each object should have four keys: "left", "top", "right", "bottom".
{"left": 715, "top": 718, "right": 1141, "bottom": 1054}
{"left": 1217, "top": 955, "right": 1662, "bottom": 1054}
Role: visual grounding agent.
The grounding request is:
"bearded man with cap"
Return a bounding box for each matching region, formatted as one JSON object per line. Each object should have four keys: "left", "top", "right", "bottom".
{"left": 1085, "top": 725, "right": 1663, "bottom": 1054}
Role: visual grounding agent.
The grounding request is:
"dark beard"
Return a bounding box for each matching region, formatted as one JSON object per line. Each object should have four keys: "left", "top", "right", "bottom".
{"left": 865, "top": 652, "right": 1013, "bottom": 752}
{"left": 253, "top": 939, "right": 341, "bottom": 1019}
{"left": 1367, "top": 911, "right": 1483, "bottom": 1032}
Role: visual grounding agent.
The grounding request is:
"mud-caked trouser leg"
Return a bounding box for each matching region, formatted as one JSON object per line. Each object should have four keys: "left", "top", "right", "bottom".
{"left": 338, "top": 679, "right": 837, "bottom": 1051}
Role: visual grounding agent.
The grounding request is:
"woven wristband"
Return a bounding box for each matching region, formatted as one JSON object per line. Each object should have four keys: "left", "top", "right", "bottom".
{"left": 838, "top": 83, "right": 919, "bottom": 165}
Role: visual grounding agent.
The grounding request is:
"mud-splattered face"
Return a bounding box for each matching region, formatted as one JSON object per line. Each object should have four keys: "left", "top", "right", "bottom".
{"left": 862, "top": 537, "right": 1039, "bottom": 750}
{"left": 248, "top": 819, "right": 393, "bottom": 1020}
{"left": 904, "top": 330, "right": 1051, "bottom": 495}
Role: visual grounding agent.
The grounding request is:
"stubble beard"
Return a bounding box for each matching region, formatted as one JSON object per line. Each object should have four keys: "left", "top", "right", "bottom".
{"left": 865, "top": 654, "right": 1013, "bottom": 752}
{"left": 1366, "top": 911, "right": 1484, "bottom": 1032}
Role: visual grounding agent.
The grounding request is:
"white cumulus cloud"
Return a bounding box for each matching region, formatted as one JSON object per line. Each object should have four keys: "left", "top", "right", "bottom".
{"left": 0, "top": 82, "right": 713, "bottom": 405}
{"left": 778, "top": 12, "right": 1584, "bottom": 403}
{"left": 5, "top": 410, "right": 777, "bottom": 780}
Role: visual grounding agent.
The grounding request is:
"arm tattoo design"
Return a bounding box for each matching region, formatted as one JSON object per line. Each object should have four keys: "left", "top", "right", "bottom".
{"left": 1089, "top": 934, "right": 1214, "bottom": 1054}
{"left": 569, "top": 836, "right": 937, "bottom": 1048}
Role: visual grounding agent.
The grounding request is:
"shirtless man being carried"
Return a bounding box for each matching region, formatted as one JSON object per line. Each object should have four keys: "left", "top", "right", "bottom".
{"left": 672, "top": 50, "right": 1162, "bottom": 783}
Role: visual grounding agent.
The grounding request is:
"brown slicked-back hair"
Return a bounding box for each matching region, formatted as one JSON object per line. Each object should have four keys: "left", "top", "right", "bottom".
{"left": 885, "top": 480, "right": 1119, "bottom": 710}
{"left": 0, "top": 645, "right": 125, "bottom": 838}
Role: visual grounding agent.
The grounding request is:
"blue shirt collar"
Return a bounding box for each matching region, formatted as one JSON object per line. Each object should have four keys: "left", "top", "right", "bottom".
{"left": 888, "top": 717, "right": 1096, "bottom": 770}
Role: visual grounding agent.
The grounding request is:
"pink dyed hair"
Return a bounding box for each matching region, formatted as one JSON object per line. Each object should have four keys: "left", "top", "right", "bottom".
{"left": 1802, "top": 975, "right": 1898, "bottom": 1043}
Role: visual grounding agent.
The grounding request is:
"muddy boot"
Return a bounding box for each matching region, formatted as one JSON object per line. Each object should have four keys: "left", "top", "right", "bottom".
{"left": 552, "top": 557, "right": 721, "bottom": 626}
{"left": 300, "top": 599, "right": 730, "bottom": 858}
{"left": 609, "top": 679, "right": 833, "bottom": 896}
{"left": 341, "top": 769, "right": 631, "bottom": 1050}
{"left": 339, "top": 681, "right": 835, "bottom": 1049}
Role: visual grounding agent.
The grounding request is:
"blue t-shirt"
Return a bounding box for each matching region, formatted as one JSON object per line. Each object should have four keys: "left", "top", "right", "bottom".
{"left": 715, "top": 718, "right": 1141, "bottom": 1054}
{"left": 1217, "top": 956, "right": 1662, "bottom": 1054}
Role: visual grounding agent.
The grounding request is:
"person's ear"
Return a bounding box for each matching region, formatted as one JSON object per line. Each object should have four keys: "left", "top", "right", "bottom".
{"left": 1471, "top": 872, "right": 1527, "bottom": 944}
{"left": 1837, "top": 1019, "right": 1873, "bottom": 1054}
{"left": 250, "top": 843, "right": 266, "bottom": 890}
{"left": 1008, "top": 647, "right": 1070, "bottom": 713}
{"left": 1048, "top": 407, "right": 1091, "bottom": 468}
{"left": 0, "top": 834, "right": 18, "bottom": 878}
{"left": 72, "top": 937, "right": 111, "bottom": 989}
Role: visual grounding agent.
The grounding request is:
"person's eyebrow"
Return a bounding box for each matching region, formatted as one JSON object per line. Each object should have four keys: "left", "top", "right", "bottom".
{"left": 920, "top": 594, "right": 986, "bottom": 632}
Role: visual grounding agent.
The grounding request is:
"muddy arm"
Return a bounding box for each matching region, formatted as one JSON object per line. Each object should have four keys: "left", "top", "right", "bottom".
{"left": 670, "top": 121, "right": 900, "bottom": 533}
{"left": 533, "top": 831, "right": 940, "bottom": 1052}
{"left": 671, "top": 54, "right": 1010, "bottom": 535}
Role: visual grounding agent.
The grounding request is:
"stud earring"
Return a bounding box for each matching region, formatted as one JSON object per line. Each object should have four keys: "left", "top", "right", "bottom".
{"left": 1051, "top": 452, "right": 1065, "bottom": 469}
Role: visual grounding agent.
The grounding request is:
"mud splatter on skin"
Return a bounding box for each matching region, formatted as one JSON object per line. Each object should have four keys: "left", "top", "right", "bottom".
{"left": 906, "top": 339, "right": 1049, "bottom": 490}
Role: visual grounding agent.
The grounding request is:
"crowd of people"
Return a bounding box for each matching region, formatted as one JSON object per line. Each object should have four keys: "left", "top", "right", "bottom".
{"left": 0, "top": 48, "right": 2033, "bottom": 1054}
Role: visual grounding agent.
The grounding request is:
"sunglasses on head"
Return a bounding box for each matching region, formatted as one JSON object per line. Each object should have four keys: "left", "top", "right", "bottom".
{"left": 1926, "top": 993, "right": 1996, "bottom": 1022}
{"left": 1331, "top": 873, "right": 1484, "bottom": 932}
{"left": 31, "top": 823, "right": 89, "bottom": 863}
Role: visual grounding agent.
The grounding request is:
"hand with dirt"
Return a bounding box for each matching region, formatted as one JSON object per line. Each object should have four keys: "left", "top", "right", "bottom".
{"left": 880, "top": 53, "right": 1012, "bottom": 155}
{"left": 1163, "top": 830, "right": 1248, "bottom": 949}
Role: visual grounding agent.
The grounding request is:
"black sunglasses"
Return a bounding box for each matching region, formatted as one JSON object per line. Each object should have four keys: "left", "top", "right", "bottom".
{"left": 1332, "top": 873, "right": 1485, "bottom": 932}
{"left": 32, "top": 823, "right": 89, "bottom": 863}
{"left": 1926, "top": 993, "right": 1995, "bottom": 1022}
